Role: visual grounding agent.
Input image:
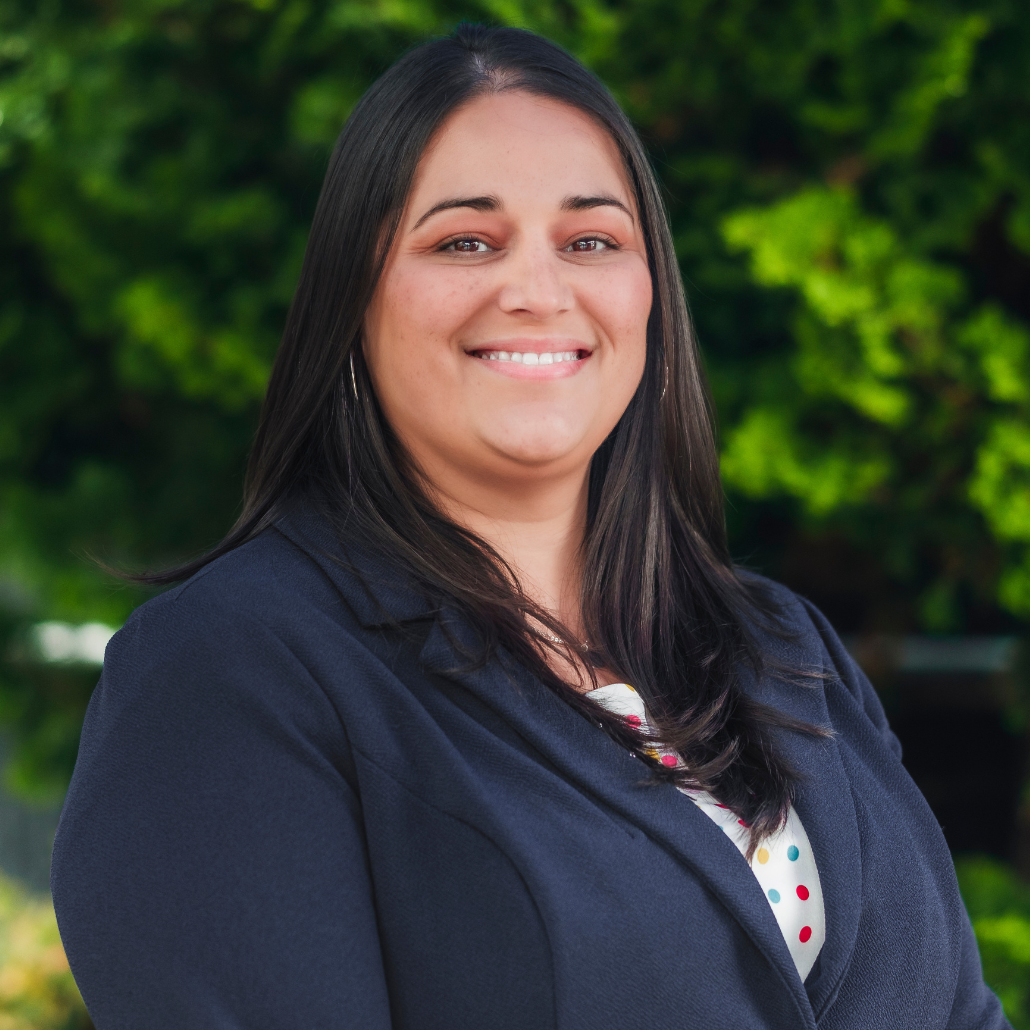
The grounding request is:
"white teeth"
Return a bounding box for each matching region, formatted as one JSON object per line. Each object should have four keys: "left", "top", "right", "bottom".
{"left": 476, "top": 350, "right": 583, "bottom": 363}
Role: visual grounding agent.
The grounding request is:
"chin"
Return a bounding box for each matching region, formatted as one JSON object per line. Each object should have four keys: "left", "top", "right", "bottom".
{"left": 487, "top": 434, "right": 587, "bottom": 469}
{"left": 480, "top": 410, "right": 592, "bottom": 463}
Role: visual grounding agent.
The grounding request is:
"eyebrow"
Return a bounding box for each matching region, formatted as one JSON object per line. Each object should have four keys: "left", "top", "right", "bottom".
{"left": 561, "top": 194, "right": 633, "bottom": 219}
{"left": 410, "top": 192, "right": 634, "bottom": 231}
{"left": 411, "top": 196, "right": 499, "bottom": 230}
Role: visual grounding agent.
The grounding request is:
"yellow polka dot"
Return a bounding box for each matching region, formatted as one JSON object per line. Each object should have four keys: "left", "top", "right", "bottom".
{"left": 757, "top": 848, "right": 770, "bottom": 864}
{"left": 625, "top": 684, "right": 636, "bottom": 692}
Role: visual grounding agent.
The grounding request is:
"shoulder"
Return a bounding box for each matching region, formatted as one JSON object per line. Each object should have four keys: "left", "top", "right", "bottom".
{"left": 135, "top": 525, "right": 332, "bottom": 629}
{"left": 103, "top": 526, "right": 365, "bottom": 701}
{"left": 80, "top": 527, "right": 378, "bottom": 789}
{"left": 738, "top": 569, "right": 903, "bottom": 757}
{"left": 736, "top": 569, "right": 840, "bottom": 666}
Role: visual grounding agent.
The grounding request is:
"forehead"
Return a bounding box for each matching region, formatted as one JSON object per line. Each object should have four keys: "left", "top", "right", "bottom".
{"left": 407, "top": 91, "right": 634, "bottom": 210}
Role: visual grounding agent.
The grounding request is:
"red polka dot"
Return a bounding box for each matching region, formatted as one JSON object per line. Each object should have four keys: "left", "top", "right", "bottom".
{"left": 660, "top": 754, "right": 678, "bottom": 767}
{"left": 715, "top": 803, "right": 730, "bottom": 810}
{"left": 796, "top": 885, "right": 810, "bottom": 901}
{"left": 625, "top": 714, "right": 642, "bottom": 726}
{"left": 799, "top": 926, "right": 812, "bottom": 943}
{"left": 737, "top": 819, "right": 750, "bottom": 828}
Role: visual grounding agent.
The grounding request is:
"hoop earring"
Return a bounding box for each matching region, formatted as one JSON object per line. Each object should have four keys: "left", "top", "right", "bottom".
{"left": 349, "top": 350, "right": 359, "bottom": 401}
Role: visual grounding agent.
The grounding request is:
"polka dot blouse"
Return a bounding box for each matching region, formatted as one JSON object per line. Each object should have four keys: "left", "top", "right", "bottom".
{"left": 587, "top": 682, "right": 826, "bottom": 982}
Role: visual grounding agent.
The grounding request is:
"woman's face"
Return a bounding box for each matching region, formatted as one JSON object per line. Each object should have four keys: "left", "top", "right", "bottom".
{"left": 363, "top": 91, "right": 652, "bottom": 501}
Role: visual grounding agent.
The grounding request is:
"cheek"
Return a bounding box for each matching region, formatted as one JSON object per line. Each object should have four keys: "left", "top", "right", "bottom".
{"left": 376, "top": 266, "right": 485, "bottom": 360}
{"left": 591, "top": 261, "right": 652, "bottom": 366}
{"left": 363, "top": 267, "right": 484, "bottom": 440}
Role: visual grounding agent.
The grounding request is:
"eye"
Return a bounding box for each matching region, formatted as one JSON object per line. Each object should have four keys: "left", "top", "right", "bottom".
{"left": 566, "top": 236, "right": 617, "bottom": 253}
{"left": 440, "top": 236, "right": 493, "bottom": 254}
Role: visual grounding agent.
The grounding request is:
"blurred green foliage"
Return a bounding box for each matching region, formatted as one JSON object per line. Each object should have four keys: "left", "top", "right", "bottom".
{"left": 0, "top": 872, "right": 91, "bottom": 1029}
{"left": 0, "top": 0, "right": 1029, "bottom": 790}
{"left": 957, "top": 856, "right": 1030, "bottom": 1026}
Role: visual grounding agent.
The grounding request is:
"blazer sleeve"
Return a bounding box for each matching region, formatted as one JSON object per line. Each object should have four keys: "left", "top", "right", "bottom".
{"left": 51, "top": 595, "right": 392, "bottom": 1030}
{"left": 797, "top": 595, "right": 1011, "bottom": 1030}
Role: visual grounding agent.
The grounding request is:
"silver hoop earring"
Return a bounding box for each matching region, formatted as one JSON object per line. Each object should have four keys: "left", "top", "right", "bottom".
{"left": 349, "top": 351, "right": 359, "bottom": 401}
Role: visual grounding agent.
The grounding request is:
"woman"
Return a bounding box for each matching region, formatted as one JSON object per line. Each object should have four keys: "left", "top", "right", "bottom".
{"left": 51, "top": 24, "right": 1007, "bottom": 1030}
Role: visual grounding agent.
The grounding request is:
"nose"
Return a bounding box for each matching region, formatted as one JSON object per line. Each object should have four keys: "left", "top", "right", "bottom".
{"left": 496, "top": 235, "right": 574, "bottom": 320}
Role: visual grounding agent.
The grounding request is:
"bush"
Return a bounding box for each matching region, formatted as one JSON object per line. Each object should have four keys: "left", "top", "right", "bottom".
{"left": 956, "top": 855, "right": 1030, "bottom": 1028}
{"left": 0, "top": 874, "right": 90, "bottom": 1030}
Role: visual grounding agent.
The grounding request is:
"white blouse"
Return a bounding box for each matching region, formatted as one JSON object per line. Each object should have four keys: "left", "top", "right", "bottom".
{"left": 587, "top": 682, "right": 826, "bottom": 982}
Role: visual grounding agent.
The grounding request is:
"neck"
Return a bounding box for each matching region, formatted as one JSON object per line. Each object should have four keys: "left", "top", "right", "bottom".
{"left": 418, "top": 458, "right": 590, "bottom": 634}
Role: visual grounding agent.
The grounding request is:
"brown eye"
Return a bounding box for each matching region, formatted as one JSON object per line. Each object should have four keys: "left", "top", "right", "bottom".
{"left": 567, "top": 237, "right": 612, "bottom": 253}
{"left": 443, "top": 238, "right": 491, "bottom": 254}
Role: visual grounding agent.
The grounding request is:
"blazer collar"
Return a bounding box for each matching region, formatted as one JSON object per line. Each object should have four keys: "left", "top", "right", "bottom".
{"left": 274, "top": 503, "right": 437, "bottom": 627}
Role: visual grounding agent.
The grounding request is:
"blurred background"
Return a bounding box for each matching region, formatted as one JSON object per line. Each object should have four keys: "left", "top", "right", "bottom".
{"left": 2, "top": 0, "right": 1030, "bottom": 1024}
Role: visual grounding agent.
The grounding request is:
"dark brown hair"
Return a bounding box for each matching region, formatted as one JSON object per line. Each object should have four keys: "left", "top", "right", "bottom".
{"left": 146, "top": 23, "right": 822, "bottom": 853}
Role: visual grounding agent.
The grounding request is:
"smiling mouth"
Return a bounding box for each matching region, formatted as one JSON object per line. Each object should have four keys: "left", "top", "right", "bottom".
{"left": 472, "top": 349, "right": 587, "bottom": 365}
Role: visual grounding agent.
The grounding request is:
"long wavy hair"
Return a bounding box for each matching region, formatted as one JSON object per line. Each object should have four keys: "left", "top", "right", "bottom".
{"left": 144, "top": 23, "right": 822, "bottom": 853}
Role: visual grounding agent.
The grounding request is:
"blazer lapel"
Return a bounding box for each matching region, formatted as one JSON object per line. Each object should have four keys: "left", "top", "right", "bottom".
{"left": 419, "top": 613, "right": 819, "bottom": 1030}
{"left": 775, "top": 688, "right": 864, "bottom": 1019}
{"left": 274, "top": 506, "right": 437, "bottom": 625}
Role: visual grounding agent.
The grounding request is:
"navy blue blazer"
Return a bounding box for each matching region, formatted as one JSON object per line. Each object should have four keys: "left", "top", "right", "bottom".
{"left": 52, "top": 505, "right": 1009, "bottom": 1029}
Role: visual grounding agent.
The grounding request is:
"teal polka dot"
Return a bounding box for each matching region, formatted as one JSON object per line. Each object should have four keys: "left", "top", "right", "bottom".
{"left": 787, "top": 845, "right": 800, "bottom": 861}
{"left": 768, "top": 889, "right": 781, "bottom": 903}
